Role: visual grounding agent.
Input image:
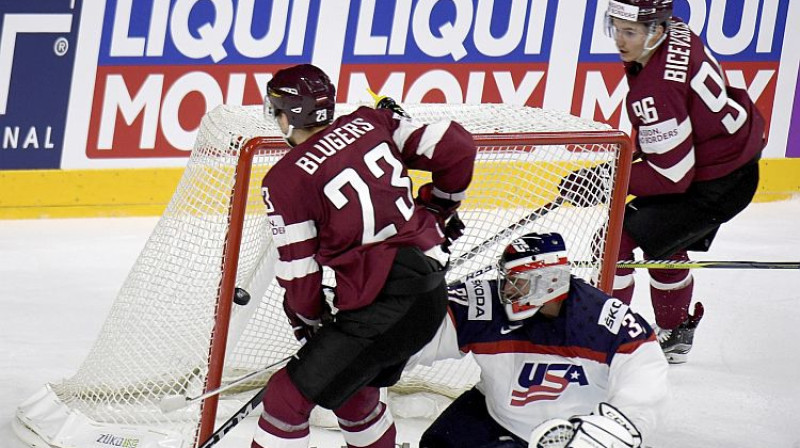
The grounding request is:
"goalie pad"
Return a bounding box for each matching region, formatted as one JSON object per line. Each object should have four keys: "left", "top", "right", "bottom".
{"left": 567, "top": 403, "right": 642, "bottom": 448}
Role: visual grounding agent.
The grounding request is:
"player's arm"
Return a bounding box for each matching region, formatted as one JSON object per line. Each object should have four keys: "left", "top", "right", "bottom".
{"left": 604, "top": 309, "right": 670, "bottom": 438}
{"left": 406, "top": 283, "right": 473, "bottom": 368}
{"left": 627, "top": 88, "right": 696, "bottom": 197}
{"left": 377, "top": 105, "right": 476, "bottom": 204}
{"left": 261, "top": 179, "right": 325, "bottom": 327}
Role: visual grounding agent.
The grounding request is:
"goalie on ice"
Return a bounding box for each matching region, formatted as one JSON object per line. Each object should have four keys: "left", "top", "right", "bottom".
{"left": 411, "top": 232, "right": 669, "bottom": 448}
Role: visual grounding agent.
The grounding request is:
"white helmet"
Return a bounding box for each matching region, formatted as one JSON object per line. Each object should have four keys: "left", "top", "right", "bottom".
{"left": 497, "top": 232, "right": 571, "bottom": 321}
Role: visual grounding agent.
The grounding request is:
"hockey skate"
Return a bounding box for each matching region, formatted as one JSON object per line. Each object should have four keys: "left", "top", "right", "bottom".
{"left": 656, "top": 302, "right": 704, "bottom": 364}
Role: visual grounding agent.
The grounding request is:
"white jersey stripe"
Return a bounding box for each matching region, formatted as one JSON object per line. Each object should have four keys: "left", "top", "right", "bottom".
{"left": 650, "top": 272, "right": 693, "bottom": 290}
{"left": 275, "top": 220, "right": 317, "bottom": 248}
{"left": 340, "top": 406, "right": 394, "bottom": 447}
{"left": 647, "top": 147, "right": 695, "bottom": 183}
{"left": 416, "top": 120, "right": 451, "bottom": 159}
{"left": 276, "top": 256, "right": 319, "bottom": 281}
{"left": 392, "top": 118, "right": 422, "bottom": 152}
{"left": 253, "top": 430, "right": 310, "bottom": 448}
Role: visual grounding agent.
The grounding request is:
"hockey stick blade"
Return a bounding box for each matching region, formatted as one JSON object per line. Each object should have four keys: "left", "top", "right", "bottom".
{"left": 572, "top": 260, "right": 800, "bottom": 270}
{"left": 159, "top": 355, "right": 292, "bottom": 413}
{"left": 451, "top": 196, "right": 565, "bottom": 269}
{"left": 198, "top": 387, "right": 266, "bottom": 448}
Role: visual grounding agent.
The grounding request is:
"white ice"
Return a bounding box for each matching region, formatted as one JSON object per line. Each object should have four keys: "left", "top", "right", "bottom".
{"left": 2, "top": 198, "right": 800, "bottom": 448}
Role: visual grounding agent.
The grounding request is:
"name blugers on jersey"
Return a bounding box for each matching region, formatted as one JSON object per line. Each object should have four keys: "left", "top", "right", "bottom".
{"left": 262, "top": 106, "right": 475, "bottom": 319}
{"left": 295, "top": 118, "right": 376, "bottom": 175}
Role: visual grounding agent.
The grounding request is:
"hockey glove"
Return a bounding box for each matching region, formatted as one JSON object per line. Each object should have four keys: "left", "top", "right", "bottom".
{"left": 558, "top": 163, "right": 612, "bottom": 208}
{"left": 368, "top": 88, "right": 411, "bottom": 119}
{"left": 566, "top": 402, "right": 642, "bottom": 448}
{"left": 282, "top": 293, "right": 333, "bottom": 345}
{"left": 416, "top": 183, "right": 465, "bottom": 251}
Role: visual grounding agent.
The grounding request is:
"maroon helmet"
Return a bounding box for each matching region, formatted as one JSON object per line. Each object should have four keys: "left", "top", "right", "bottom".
{"left": 606, "top": 0, "right": 673, "bottom": 24}
{"left": 265, "top": 64, "right": 336, "bottom": 129}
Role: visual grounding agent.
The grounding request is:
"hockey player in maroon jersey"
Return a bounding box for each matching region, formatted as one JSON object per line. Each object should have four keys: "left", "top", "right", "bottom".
{"left": 251, "top": 64, "right": 476, "bottom": 448}
{"left": 414, "top": 233, "right": 668, "bottom": 448}
{"left": 560, "top": 0, "right": 765, "bottom": 364}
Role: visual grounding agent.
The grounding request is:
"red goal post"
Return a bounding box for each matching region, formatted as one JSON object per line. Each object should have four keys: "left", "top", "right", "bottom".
{"left": 14, "top": 103, "right": 632, "bottom": 448}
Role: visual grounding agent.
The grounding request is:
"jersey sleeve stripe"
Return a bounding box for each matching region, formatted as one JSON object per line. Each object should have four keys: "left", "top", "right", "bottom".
{"left": 463, "top": 340, "right": 608, "bottom": 364}
{"left": 432, "top": 185, "right": 467, "bottom": 201}
{"left": 392, "top": 118, "right": 422, "bottom": 151}
{"left": 638, "top": 117, "right": 692, "bottom": 155}
{"left": 647, "top": 147, "right": 695, "bottom": 183}
{"left": 415, "top": 120, "right": 452, "bottom": 159}
{"left": 276, "top": 256, "right": 320, "bottom": 281}
{"left": 275, "top": 220, "right": 317, "bottom": 247}
{"left": 616, "top": 333, "right": 657, "bottom": 354}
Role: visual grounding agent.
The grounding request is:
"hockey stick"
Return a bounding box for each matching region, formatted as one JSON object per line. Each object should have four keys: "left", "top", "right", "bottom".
{"left": 451, "top": 196, "right": 566, "bottom": 269}
{"left": 573, "top": 260, "right": 800, "bottom": 270}
{"left": 197, "top": 386, "right": 267, "bottom": 448}
{"left": 159, "top": 355, "right": 292, "bottom": 413}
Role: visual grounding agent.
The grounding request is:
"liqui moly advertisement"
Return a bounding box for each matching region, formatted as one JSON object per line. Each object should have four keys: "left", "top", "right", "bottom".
{"left": 1, "top": 0, "right": 798, "bottom": 170}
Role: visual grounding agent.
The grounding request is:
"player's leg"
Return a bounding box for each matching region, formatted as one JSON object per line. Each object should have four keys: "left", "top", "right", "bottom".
{"left": 612, "top": 230, "right": 638, "bottom": 305}
{"left": 252, "top": 368, "right": 316, "bottom": 448}
{"left": 334, "top": 386, "right": 396, "bottom": 448}
{"left": 420, "top": 387, "right": 526, "bottom": 448}
{"left": 287, "top": 246, "right": 447, "bottom": 409}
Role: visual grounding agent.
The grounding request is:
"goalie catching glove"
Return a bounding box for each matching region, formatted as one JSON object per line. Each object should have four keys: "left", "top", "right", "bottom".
{"left": 529, "top": 403, "right": 642, "bottom": 448}
{"left": 558, "top": 163, "right": 612, "bottom": 208}
{"left": 416, "top": 182, "right": 466, "bottom": 252}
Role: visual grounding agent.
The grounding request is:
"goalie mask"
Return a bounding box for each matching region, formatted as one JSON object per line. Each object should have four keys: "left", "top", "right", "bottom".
{"left": 265, "top": 64, "right": 336, "bottom": 143}
{"left": 498, "top": 233, "right": 571, "bottom": 321}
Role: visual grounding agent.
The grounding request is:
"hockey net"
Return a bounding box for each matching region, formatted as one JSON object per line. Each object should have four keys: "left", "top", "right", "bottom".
{"left": 14, "top": 103, "right": 631, "bottom": 448}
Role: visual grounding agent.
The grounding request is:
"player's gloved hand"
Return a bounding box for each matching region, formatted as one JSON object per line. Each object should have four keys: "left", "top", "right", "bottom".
{"left": 558, "top": 163, "right": 612, "bottom": 207}
{"left": 283, "top": 294, "right": 333, "bottom": 345}
{"left": 368, "top": 88, "right": 411, "bottom": 119}
{"left": 566, "top": 402, "right": 642, "bottom": 448}
{"left": 417, "top": 183, "right": 465, "bottom": 251}
{"left": 441, "top": 213, "right": 465, "bottom": 253}
{"left": 416, "top": 183, "right": 460, "bottom": 220}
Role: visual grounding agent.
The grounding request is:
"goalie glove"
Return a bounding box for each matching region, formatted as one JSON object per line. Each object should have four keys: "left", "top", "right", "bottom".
{"left": 558, "top": 163, "right": 612, "bottom": 208}
{"left": 566, "top": 403, "right": 642, "bottom": 448}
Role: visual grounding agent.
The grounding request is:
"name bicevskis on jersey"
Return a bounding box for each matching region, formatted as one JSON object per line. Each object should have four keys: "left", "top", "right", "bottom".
{"left": 295, "top": 117, "right": 376, "bottom": 175}
{"left": 664, "top": 22, "right": 692, "bottom": 83}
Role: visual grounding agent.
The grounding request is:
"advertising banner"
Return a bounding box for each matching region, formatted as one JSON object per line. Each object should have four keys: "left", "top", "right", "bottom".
{"left": 0, "top": 0, "right": 81, "bottom": 169}
{"left": 1, "top": 0, "right": 798, "bottom": 170}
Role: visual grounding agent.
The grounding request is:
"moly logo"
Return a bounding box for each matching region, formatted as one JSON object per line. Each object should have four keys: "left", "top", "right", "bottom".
{"left": 510, "top": 362, "right": 588, "bottom": 407}
{"left": 0, "top": 0, "right": 80, "bottom": 169}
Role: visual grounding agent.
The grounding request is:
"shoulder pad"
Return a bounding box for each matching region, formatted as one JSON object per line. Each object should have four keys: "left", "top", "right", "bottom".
{"left": 597, "top": 298, "right": 630, "bottom": 335}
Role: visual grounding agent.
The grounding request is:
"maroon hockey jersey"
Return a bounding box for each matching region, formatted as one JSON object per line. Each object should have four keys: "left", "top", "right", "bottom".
{"left": 624, "top": 19, "right": 765, "bottom": 197}
{"left": 261, "top": 106, "right": 476, "bottom": 319}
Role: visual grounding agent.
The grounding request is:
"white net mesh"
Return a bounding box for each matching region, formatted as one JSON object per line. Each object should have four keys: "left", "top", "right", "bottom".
{"left": 17, "top": 103, "right": 629, "bottom": 446}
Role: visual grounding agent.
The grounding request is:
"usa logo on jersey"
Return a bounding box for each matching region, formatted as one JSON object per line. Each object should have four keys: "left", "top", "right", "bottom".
{"left": 510, "top": 362, "right": 588, "bottom": 407}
